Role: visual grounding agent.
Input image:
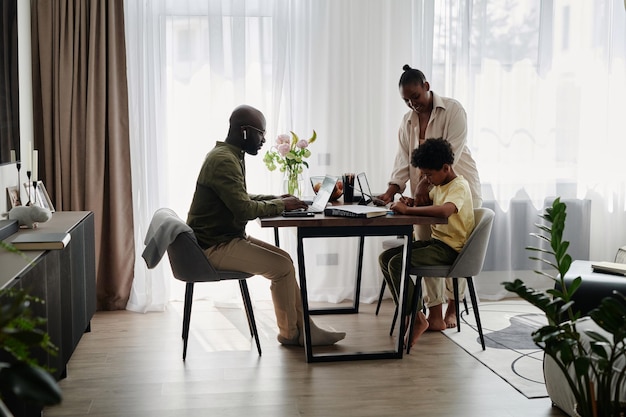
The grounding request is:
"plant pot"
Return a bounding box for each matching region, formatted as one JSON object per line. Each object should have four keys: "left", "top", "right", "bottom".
{"left": 573, "top": 402, "right": 626, "bottom": 417}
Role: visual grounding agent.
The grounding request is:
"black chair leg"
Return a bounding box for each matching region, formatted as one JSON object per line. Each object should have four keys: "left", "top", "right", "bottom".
{"left": 239, "top": 280, "right": 262, "bottom": 356}
{"left": 182, "top": 282, "right": 195, "bottom": 361}
{"left": 466, "top": 277, "right": 485, "bottom": 350}
{"left": 375, "top": 280, "right": 386, "bottom": 315}
{"left": 406, "top": 277, "right": 423, "bottom": 354}
{"left": 239, "top": 281, "right": 255, "bottom": 337}
{"left": 389, "top": 305, "right": 399, "bottom": 336}
{"left": 452, "top": 278, "right": 461, "bottom": 333}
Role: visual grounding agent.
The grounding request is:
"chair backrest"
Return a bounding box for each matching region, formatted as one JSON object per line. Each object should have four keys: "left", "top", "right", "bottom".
{"left": 159, "top": 209, "right": 253, "bottom": 283}
{"left": 615, "top": 246, "right": 626, "bottom": 264}
{"left": 142, "top": 207, "right": 227, "bottom": 282}
{"left": 446, "top": 207, "right": 495, "bottom": 278}
{"left": 167, "top": 228, "right": 222, "bottom": 283}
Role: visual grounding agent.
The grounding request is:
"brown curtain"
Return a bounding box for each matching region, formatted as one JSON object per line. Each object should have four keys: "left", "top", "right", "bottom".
{"left": 0, "top": 0, "right": 20, "bottom": 163}
{"left": 30, "top": 0, "right": 134, "bottom": 310}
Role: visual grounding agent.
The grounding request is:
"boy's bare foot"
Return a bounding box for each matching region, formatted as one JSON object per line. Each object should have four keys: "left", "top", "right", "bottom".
{"left": 426, "top": 304, "right": 446, "bottom": 331}
{"left": 405, "top": 311, "right": 429, "bottom": 348}
{"left": 444, "top": 299, "right": 457, "bottom": 328}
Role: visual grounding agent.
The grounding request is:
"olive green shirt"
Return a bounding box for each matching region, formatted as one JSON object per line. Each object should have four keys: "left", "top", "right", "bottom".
{"left": 187, "top": 141, "right": 285, "bottom": 249}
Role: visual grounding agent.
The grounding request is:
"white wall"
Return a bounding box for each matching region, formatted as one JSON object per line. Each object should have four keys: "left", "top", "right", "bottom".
{"left": 0, "top": 1, "right": 33, "bottom": 215}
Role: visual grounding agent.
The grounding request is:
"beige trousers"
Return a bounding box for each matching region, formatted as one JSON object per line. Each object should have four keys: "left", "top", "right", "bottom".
{"left": 204, "top": 236, "right": 302, "bottom": 341}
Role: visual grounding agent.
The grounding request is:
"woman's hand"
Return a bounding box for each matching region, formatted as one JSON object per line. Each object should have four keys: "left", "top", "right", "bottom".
{"left": 378, "top": 184, "right": 401, "bottom": 205}
{"left": 413, "top": 177, "right": 431, "bottom": 206}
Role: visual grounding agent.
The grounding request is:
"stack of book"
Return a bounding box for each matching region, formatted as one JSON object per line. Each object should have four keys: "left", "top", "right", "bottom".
{"left": 591, "top": 261, "right": 626, "bottom": 276}
{"left": 324, "top": 205, "right": 388, "bottom": 218}
{"left": 9, "top": 232, "right": 71, "bottom": 250}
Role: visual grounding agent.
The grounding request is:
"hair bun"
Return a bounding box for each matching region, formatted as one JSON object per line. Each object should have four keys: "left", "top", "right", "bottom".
{"left": 402, "top": 64, "right": 412, "bottom": 71}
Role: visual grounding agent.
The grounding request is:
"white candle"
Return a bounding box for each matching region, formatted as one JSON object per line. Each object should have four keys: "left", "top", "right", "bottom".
{"left": 25, "top": 141, "right": 32, "bottom": 172}
{"left": 10, "top": 149, "right": 16, "bottom": 163}
{"left": 32, "top": 150, "right": 38, "bottom": 181}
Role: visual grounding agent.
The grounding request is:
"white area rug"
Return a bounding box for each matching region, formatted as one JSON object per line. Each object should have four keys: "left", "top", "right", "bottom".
{"left": 443, "top": 299, "right": 549, "bottom": 399}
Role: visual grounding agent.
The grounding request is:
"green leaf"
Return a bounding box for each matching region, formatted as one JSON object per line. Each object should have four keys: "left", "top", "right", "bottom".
{"left": 289, "top": 131, "right": 299, "bottom": 146}
{"left": 531, "top": 269, "right": 558, "bottom": 280}
{"left": 558, "top": 301, "right": 575, "bottom": 315}
{"left": 589, "top": 295, "right": 626, "bottom": 335}
{"left": 589, "top": 341, "right": 609, "bottom": 359}
{"left": 0, "top": 362, "right": 62, "bottom": 406}
{"left": 8, "top": 329, "right": 47, "bottom": 345}
{"left": 573, "top": 356, "right": 591, "bottom": 375}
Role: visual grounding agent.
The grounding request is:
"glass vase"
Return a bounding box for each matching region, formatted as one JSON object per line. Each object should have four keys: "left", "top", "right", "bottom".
{"left": 283, "top": 168, "right": 304, "bottom": 197}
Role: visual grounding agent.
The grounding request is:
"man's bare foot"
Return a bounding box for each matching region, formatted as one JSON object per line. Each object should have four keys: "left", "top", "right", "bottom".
{"left": 444, "top": 299, "right": 457, "bottom": 328}
{"left": 426, "top": 304, "right": 446, "bottom": 331}
{"left": 278, "top": 322, "right": 346, "bottom": 347}
{"left": 405, "top": 311, "right": 429, "bottom": 348}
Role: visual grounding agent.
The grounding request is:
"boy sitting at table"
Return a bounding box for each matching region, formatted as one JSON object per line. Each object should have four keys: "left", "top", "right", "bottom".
{"left": 378, "top": 138, "right": 474, "bottom": 347}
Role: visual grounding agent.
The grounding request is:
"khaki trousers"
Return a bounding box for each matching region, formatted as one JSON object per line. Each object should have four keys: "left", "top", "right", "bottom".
{"left": 204, "top": 236, "right": 302, "bottom": 340}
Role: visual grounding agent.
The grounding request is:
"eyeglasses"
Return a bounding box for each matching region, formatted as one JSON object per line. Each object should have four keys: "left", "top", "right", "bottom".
{"left": 241, "top": 125, "right": 266, "bottom": 137}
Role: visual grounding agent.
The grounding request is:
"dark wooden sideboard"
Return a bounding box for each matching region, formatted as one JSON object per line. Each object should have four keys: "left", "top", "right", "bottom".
{"left": 1, "top": 211, "right": 96, "bottom": 381}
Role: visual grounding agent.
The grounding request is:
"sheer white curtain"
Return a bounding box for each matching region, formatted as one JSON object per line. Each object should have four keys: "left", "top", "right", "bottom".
{"left": 125, "top": 0, "right": 294, "bottom": 311}
{"left": 125, "top": 0, "right": 626, "bottom": 312}
{"left": 426, "top": 0, "right": 626, "bottom": 297}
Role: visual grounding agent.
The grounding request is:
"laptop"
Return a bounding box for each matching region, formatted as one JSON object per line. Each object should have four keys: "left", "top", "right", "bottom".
{"left": 356, "top": 172, "right": 386, "bottom": 206}
{"left": 284, "top": 175, "right": 337, "bottom": 214}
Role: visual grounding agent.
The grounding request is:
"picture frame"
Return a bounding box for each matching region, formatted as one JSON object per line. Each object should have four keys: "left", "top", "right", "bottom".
{"left": 23, "top": 181, "right": 55, "bottom": 212}
{"left": 6, "top": 186, "right": 22, "bottom": 208}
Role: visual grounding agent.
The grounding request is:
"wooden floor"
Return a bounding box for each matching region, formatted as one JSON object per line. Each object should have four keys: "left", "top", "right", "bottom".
{"left": 43, "top": 299, "right": 567, "bottom": 417}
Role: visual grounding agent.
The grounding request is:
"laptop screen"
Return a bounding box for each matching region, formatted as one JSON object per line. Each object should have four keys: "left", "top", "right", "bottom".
{"left": 310, "top": 175, "right": 337, "bottom": 211}
{"left": 356, "top": 172, "right": 386, "bottom": 206}
{"left": 356, "top": 172, "right": 372, "bottom": 199}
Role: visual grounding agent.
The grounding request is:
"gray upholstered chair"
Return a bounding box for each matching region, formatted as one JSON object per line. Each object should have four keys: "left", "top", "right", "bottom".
{"left": 615, "top": 246, "right": 626, "bottom": 264}
{"left": 377, "top": 239, "right": 470, "bottom": 317}
{"left": 401, "top": 207, "right": 495, "bottom": 353}
{"left": 143, "top": 208, "right": 261, "bottom": 360}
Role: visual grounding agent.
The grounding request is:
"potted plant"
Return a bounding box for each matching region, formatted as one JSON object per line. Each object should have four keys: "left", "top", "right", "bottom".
{"left": 0, "top": 242, "right": 62, "bottom": 416}
{"left": 503, "top": 198, "right": 626, "bottom": 417}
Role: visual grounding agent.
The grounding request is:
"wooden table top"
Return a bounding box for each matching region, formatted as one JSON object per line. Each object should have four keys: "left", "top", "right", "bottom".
{"left": 259, "top": 210, "right": 446, "bottom": 228}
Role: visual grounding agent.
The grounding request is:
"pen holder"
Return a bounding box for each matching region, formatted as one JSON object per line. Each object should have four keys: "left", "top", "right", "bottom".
{"left": 342, "top": 173, "right": 355, "bottom": 203}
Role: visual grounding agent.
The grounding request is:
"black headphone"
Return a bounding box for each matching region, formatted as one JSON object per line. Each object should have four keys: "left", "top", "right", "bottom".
{"left": 243, "top": 129, "right": 247, "bottom": 140}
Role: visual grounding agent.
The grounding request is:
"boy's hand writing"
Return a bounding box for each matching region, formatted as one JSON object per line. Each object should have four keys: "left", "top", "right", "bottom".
{"left": 398, "top": 196, "right": 414, "bottom": 207}
{"left": 390, "top": 201, "right": 409, "bottom": 215}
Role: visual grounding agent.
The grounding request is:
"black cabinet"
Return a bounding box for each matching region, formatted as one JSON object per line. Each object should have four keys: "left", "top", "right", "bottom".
{"left": 1, "top": 212, "right": 96, "bottom": 416}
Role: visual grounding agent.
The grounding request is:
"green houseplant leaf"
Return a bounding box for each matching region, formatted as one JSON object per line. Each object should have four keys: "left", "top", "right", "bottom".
{"left": 502, "top": 198, "right": 626, "bottom": 417}
{"left": 0, "top": 286, "right": 62, "bottom": 412}
{"left": 0, "top": 362, "right": 61, "bottom": 405}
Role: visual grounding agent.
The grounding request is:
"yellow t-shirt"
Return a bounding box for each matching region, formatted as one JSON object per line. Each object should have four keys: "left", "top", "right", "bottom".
{"left": 429, "top": 175, "right": 475, "bottom": 252}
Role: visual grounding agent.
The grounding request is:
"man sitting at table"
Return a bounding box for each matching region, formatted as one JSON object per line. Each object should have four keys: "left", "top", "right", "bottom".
{"left": 379, "top": 138, "right": 474, "bottom": 347}
{"left": 187, "top": 104, "right": 346, "bottom": 347}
